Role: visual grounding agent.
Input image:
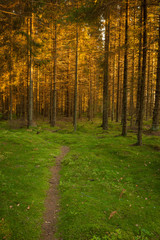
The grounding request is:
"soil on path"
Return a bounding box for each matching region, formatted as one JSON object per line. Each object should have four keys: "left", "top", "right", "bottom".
{"left": 40, "top": 146, "right": 70, "bottom": 240}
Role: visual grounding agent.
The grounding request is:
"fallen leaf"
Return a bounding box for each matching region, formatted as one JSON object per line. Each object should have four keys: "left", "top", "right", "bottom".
{"left": 108, "top": 211, "right": 117, "bottom": 220}
{"left": 119, "top": 189, "right": 126, "bottom": 198}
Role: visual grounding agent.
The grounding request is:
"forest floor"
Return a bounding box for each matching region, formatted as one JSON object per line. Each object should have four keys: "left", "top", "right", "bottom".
{"left": 0, "top": 119, "right": 160, "bottom": 240}
{"left": 40, "top": 146, "right": 69, "bottom": 240}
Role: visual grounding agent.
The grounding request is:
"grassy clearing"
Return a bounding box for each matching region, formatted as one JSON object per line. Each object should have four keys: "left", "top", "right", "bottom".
{"left": 0, "top": 119, "right": 160, "bottom": 240}
{"left": 55, "top": 120, "right": 160, "bottom": 240}
{"left": 0, "top": 122, "right": 60, "bottom": 240}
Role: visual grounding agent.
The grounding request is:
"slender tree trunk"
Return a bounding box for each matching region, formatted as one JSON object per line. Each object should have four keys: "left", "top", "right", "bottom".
{"left": 152, "top": 13, "right": 160, "bottom": 130}
{"left": 66, "top": 48, "right": 70, "bottom": 117}
{"left": 0, "top": 92, "right": 4, "bottom": 119}
{"left": 51, "top": 21, "right": 57, "bottom": 127}
{"left": 137, "top": 0, "right": 147, "bottom": 145}
{"left": 73, "top": 24, "right": 78, "bottom": 131}
{"left": 116, "top": 14, "right": 121, "bottom": 122}
{"left": 111, "top": 54, "right": 115, "bottom": 121}
{"left": 103, "top": 11, "right": 110, "bottom": 130}
{"left": 9, "top": 17, "right": 13, "bottom": 121}
{"left": 28, "top": 4, "right": 34, "bottom": 127}
{"left": 136, "top": 4, "right": 143, "bottom": 125}
{"left": 9, "top": 66, "right": 13, "bottom": 121}
{"left": 88, "top": 57, "right": 93, "bottom": 121}
{"left": 130, "top": 4, "right": 136, "bottom": 127}
{"left": 150, "top": 55, "right": 154, "bottom": 117}
{"left": 146, "top": 40, "right": 151, "bottom": 121}
{"left": 122, "top": 0, "right": 129, "bottom": 136}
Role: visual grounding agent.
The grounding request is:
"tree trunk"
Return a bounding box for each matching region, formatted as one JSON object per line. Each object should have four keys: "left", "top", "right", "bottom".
{"left": 73, "top": 24, "right": 78, "bottom": 131}
{"left": 122, "top": 0, "right": 129, "bottom": 136}
{"left": 28, "top": 4, "right": 34, "bottom": 127}
{"left": 51, "top": 21, "right": 57, "bottom": 127}
{"left": 9, "top": 16, "right": 13, "bottom": 121}
{"left": 136, "top": 4, "right": 143, "bottom": 125}
{"left": 137, "top": 0, "right": 147, "bottom": 145}
{"left": 88, "top": 57, "right": 93, "bottom": 121}
{"left": 146, "top": 39, "right": 151, "bottom": 121}
{"left": 111, "top": 54, "right": 115, "bottom": 121}
{"left": 152, "top": 13, "right": 160, "bottom": 130}
{"left": 116, "top": 13, "right": 121, "bottom": 123}
{"left": 102, "top": 11, "right": 110, "bottom": 130}
{"left": 130, "top": 4, "right": 136, "bottom": 127}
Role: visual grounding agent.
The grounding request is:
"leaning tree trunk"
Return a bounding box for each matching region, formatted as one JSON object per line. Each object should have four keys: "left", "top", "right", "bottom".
{"left": 152, "top": 13, "right": 160, "bottom": 130}
{"left": 102, "top": 11, "right": 110, "bottom": 130}
{"left": 122, "top": 0, "right": 129, "bottom": 136}
{"left": 137, "top": 0, "right": 147, "bottom": 145}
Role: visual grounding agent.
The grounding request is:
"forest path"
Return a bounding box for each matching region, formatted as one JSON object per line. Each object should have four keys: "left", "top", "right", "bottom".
{"left": 40, "top": 146, "right": 70, "bottom": 240}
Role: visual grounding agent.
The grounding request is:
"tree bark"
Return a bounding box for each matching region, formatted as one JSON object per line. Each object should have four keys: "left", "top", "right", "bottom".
{"left": 136, "top": 4, "right": 143, "bottom": 125}
{"left": 102, "top": 11, "right": 110, "bottom": 130}
{"left": 28, "top": 3, "right": 34, "bottom": 127}
{"left": 137, "top": 0, "right": 147, "bottom": 145}
{"left": 152, "top": 13, "right": 160, "bottom": 130}
{"left": 51, "top": 21, "right": 57, "bottom": 127}
{"left": 122, "top": 0, "right": 129, "bottom": 136}
{"left": 116, "top": 13, "right": 121, "bottom": 123}
{"left": 73, "top": 24, "right": 78, "bottom": 131}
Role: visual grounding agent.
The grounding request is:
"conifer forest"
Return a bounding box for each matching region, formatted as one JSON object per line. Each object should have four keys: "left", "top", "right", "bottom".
{"left": 0, "top": 0, "right": 159, "bottom": 142}
{"left": 0, "top": 0, "right": 160, "bottom": 240}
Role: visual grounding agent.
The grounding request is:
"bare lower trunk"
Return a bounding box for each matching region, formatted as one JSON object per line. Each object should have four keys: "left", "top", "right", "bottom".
{"left": 73, "top": 24, "right": 78, "bottom": 131}
{"left": 103, "top": 12, "right": 110, "bottom": 130}
{"left": 51, "top": 22, "right": 57, "bottom": 127}
{"left": 137, "top": 0, "right": 147, "bottom": 145}
{"left": 152, "top": 14, "right": 160, "bottom": 130}
{"left": 28, "top": 6, "right": 34, "bottom": 127}
{"left": 136, "top": 4, "right": 143, "bottom": 125}
{"left": 122, "top": 0, "right": 129, "bottom": 136}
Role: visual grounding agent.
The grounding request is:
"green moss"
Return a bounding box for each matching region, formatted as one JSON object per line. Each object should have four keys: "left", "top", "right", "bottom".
{"left": 0, "top": 120, "right": 160, "bottom": 240}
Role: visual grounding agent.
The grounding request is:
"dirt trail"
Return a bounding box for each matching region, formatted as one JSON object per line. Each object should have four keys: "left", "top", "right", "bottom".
{"left": 40, "top": 146, "right": 70, "bottom": 240}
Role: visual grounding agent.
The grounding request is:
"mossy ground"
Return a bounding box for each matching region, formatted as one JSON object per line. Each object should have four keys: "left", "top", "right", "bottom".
{"left": 0, "top": 119, "right": 160, "bottom": 240}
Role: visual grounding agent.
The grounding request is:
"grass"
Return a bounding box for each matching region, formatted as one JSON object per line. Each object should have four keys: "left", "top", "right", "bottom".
{"left": 0, "top": 119, "right": 160, "bottom": 240}
{"left": 0, "top": 123, "right": 60, "bottom": 240}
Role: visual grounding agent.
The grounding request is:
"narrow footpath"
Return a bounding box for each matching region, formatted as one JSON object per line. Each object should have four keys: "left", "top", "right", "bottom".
{"left": 40, "top": 146, "right": 70, "bottom": 240}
